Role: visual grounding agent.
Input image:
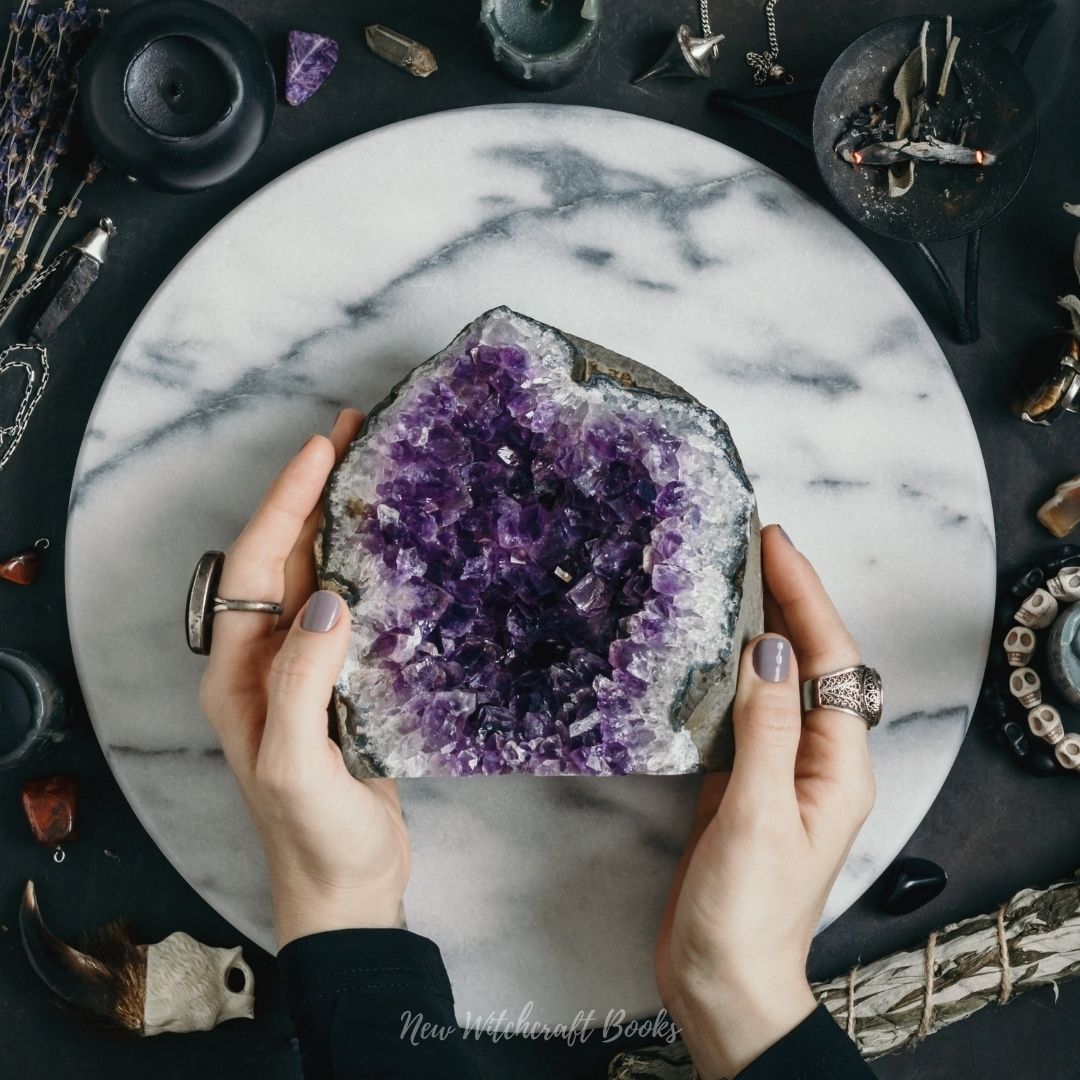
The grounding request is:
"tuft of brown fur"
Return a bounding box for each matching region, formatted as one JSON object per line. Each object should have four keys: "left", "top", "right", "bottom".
{"left": 68, "top": 920, "right": 147, "bottom": 1036}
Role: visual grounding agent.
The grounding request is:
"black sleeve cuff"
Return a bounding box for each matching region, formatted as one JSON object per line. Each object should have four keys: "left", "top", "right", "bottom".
{"left": 737, "top": 1004, "right": 875, "bottom": 1080}
{"left": 279, "top": 928, "right": 477, "bottom": 1080}
{"left": 278, "top": 927, "right": 455, "bottom": 1015}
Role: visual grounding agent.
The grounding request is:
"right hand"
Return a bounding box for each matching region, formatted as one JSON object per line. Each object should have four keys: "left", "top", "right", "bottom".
{"left": 198, "top": 410, "right": 411, "bottom": 948}
{"left": 655, "top": 524, "right": 876, "bottom": 1078}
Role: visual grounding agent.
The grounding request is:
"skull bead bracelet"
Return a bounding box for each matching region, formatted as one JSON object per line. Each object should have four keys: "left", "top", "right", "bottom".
{"left": 994, "top": 546, "right": 1080, "bottom": 773}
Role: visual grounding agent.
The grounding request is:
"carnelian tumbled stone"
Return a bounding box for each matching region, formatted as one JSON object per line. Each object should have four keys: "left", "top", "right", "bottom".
{"left": 21, "top": 775, "right": 77, "bottom": 848}
{"left": 0, "top": 546, "right": 42, "bottom": 585}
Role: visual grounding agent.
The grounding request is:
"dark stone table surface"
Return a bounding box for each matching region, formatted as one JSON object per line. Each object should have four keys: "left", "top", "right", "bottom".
{"left": 1, "top": 1, "right": 1077, "bottom": 1077}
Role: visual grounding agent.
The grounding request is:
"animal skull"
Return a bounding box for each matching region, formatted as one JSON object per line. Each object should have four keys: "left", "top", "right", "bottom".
{"left": 1027, "top": 704, "right": 1064, "bottom": 744}
{"left": 1008, "top": 667, "right": 1042, "bottom": 708}
{"left": 1054, "top": 732, "right": 1080, "bottom": 770}
{"left": 1047, "top": 566, "right": 1080, "bottom": 602}
{"left": 1014, "top": 588, "right": 1059, "bottom": 629}
{"left": 19, "top": 880, "right": 255, "bottom": 1038}
{"left": 1003, "top": 626, "right": 1036, "bottom": 666}
{"left": 143, "top": 933, "right": 255, "bottom": 1035}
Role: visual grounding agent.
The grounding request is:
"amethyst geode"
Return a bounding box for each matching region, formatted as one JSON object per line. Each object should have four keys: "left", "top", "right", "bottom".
{"left": 318, "top": 308, "right": 761, "bottom": 777}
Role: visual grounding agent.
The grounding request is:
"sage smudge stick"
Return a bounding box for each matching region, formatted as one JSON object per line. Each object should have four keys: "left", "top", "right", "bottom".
{"left": 609, "top": 869, "right": 1080, "bottom": 1078}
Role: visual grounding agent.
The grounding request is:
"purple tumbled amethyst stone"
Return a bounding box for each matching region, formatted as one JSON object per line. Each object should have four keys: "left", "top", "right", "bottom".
{"left": 284, "top": 30, "right": 339, "bottom": 106}
{"left": 319, "top": 308, "right": 760, "bottom": 778}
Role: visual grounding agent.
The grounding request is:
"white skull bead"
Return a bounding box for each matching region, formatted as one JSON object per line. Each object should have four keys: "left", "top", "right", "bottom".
{"left": 1014, "top": 588, "right": 1059, "bottom": 629}
{"left": 1047, "top": 566, "right": 1080, "bottom": 602}
{"left": 1008, "top": 666, "right": 1042, "bottom": 708}
{"left": 1054, "top": 732, "right": 1080, "bottom": 770}
{"left": 1028, "top": 704, "right": 1064, "bottom": 744}
{"left": 1003, "top": 626, "right": 1036, "bottom": 666}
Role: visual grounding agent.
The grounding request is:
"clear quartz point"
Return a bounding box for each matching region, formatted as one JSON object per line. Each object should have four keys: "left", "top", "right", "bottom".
{"left": 364, "top": 24, "right": 438, "bottom": 78}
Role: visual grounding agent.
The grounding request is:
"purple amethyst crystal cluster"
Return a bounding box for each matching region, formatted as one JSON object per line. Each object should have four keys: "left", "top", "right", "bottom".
{"left": 319, "top": 308, "right": 760, "bottom": 777}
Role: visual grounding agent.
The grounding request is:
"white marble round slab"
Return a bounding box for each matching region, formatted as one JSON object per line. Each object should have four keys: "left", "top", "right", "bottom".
{"left": 66, "top": 104, "right": 995, "bottom": 1028}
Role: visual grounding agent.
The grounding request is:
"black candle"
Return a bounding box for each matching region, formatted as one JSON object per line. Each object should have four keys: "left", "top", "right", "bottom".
{"left": 125, "top": 35, "right": 234, "bottom": 138}
{"left": 79, "top": 0, "right": 276, "bottom": 193}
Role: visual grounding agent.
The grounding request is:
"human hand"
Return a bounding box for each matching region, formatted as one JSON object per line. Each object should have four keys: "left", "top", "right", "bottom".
{"left": 655, "top": 524, "right": 875, "bottom": 1078}
{"left": 197, "top": 410, "right": 410, "bottom": 949}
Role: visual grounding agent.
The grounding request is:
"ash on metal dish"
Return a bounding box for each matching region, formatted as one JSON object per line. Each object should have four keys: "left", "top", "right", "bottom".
{"left": 812, "top": 14, "right": 1037, "bottom": 244}
{"left": 834, "top": 17, "right": 992, "bottom": 199}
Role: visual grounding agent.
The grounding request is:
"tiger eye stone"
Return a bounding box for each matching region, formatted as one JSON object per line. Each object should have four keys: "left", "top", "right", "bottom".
{"left": 0, "top": 546, "right": 42, "bottom": 585}
{"left": 21, "top": 775, "right": 77, "bottom": 848}
{"left": 1038, "top": 476, "right": 1080, "bottom": 539}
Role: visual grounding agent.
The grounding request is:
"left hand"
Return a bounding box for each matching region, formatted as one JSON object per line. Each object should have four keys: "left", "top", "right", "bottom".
{"left": 197, "top": 410, "right": 411, "bottom": 948}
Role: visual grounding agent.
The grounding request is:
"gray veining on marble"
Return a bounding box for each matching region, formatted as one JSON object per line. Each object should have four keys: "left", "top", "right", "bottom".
{"left": 66, "top": 105, "right": 995, "bottom": 1028}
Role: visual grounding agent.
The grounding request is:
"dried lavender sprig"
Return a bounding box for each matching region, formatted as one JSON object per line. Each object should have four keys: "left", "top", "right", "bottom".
{"left": 32, "top": 155, "right": 97, "bottom": 265}
{"left": 12, "top": 10, "right": 73, "bottom": 202}
{"left": 0, "top": 155, "right": 98, "bottom": 331}
{"left": 14, "top": 28, "right": 65, "bottom": 195}
{"left": 0, "top": 0, "right": 33, "bottom": 86}
{"left": 0, "top": 188, "right": 46, "bottom": 299}
{"left": 0, "top": 80, "right": 75, "bottom": 282}
{"left": 0, "top": 6, "right": 57, "bottom": 231}
{"left": 0, "top": 2, "right": 99, "bottom": 304}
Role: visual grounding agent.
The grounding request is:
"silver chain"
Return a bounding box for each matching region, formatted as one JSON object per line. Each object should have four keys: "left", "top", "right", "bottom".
{"left": 0, "top": 252, "right": 65, "bottom": 473}
{"left": 699, "top": 0, "right": 713, "bottom": 37}
{"left": 746, "top": 0, "right": 784, "bottom": 84}
{"left": 0, "top": 251, "right": 65, "bottom": 324}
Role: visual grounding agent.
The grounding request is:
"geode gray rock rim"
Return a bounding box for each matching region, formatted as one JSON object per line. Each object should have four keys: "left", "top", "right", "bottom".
{"left": 317, "top": 307, "right": 761, "bottom": 777}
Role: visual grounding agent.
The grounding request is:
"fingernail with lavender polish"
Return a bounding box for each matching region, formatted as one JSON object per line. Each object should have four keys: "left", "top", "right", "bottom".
{"left": 753, "top": 637, "right": 791, "bottom": 683}
{"left": 302, "top": 590, "right": 341, "bottom": 633}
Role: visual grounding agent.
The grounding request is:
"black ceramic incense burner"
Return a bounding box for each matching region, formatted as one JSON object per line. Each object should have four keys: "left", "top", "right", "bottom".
{"left": 79, "top": 0, "right": 275, "bottom": 193}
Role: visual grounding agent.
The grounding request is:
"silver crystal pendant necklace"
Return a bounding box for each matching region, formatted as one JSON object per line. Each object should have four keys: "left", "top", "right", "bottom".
{"left": 634, "top": 0, "right": 794, "bottom": 86}
{"left": 0, "top": 218, "right": 115, "bottom": 473}
{"left": 745, "top": 0, "right": 795, "bottom": 85}
{"left": 633, "top": 9, "right": 724, "bottom": 84}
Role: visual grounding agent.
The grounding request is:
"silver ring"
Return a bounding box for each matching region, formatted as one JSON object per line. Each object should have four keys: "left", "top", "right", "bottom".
{"left": 212, "top": 598, "right": 283, "bottom": 615}
{"left": 186, "top": 551, "right": 283, "bottom": 656}
{"left": 800, "top": 664, "right": 883, "bottom": 729}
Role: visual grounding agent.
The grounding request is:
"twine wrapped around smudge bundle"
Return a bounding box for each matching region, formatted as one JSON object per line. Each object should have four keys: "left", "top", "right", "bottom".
{"left": 609, "top": 869, "right": 1080, "bottom": 1078}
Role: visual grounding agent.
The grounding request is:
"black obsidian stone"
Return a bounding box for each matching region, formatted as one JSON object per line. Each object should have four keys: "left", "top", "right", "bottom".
{"left": 978, "top": 680, "right": 1009, "bottom": 729}
{"left": 996, "top": 719, "right": 1030, "bottom": 759}
{"left": 1009, "top": 566, "right": 1045, "bottom": 599}
{"left": 1021, "top": 740, "right": 1064, "bottom": 776}
{"left": 879, "top": 857, "right": 948, "bottom": 916}
{"left": 28, "top": 251, "right": 100, "bottom": 341}
{"left": 1045, "top": 545, "right": 1080, "bottom": 575}
{"left": 995, "top": 594, "right": 1019, "bottom": 630}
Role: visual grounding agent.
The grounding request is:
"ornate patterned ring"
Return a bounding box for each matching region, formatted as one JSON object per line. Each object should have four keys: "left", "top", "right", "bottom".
{"left": 800, "top": 664, "right": 883, "bottom": 729}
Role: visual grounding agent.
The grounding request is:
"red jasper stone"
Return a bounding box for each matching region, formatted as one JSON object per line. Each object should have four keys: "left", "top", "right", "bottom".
{"left": 21, "top": 775, "right": 77, "bottom": 848}
{"left": 0, "top": 546, "right": 42, "bottom": 585}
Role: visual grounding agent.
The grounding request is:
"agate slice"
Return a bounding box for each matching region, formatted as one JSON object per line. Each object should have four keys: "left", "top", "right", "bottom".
{"left": 318, "top": 308, "right": 760, "bottom": 777}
